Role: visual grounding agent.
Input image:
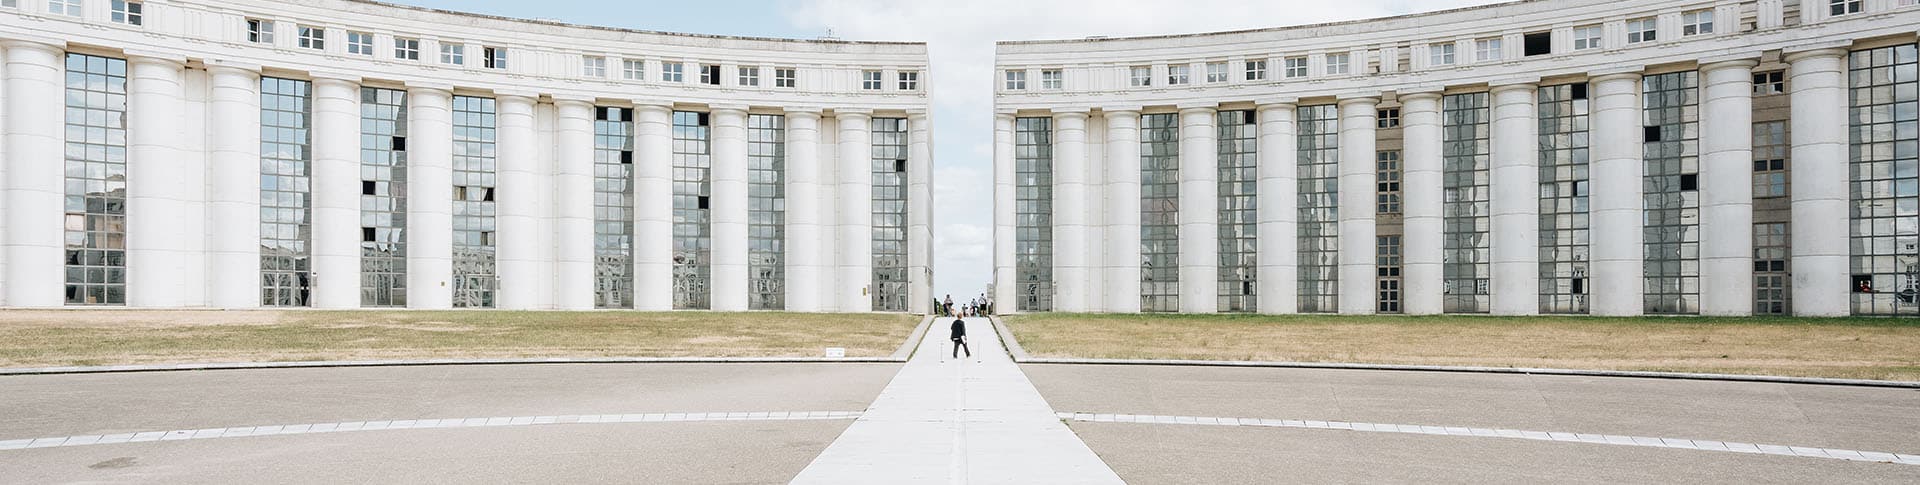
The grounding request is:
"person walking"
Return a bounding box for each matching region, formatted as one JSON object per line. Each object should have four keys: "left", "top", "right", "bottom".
{"left": 950, "top": 318, "right": 971, "bottom": 359}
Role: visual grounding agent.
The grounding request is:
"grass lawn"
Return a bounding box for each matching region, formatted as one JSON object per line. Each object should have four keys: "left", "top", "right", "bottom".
{"left": 1001, "top": 313, "right": 1920, "bottom": 381}
{"left": 0, "top": 310, "right": 922, "bottom": 368}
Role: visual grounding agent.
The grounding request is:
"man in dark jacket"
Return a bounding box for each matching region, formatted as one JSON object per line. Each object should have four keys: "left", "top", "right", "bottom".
{"left": 950, "top": 318, "right": 970, "bottom": 358}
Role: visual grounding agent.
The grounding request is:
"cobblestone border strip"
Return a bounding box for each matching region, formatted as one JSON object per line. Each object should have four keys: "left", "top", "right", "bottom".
{"left": 0, "top": 357, "right": 903, "bottom": 376}
{"left": 0, "top": 411, "right": 865, "bottom": 451}
{"left": 1057, "top": 412, "right": 1920, "bottom": 466}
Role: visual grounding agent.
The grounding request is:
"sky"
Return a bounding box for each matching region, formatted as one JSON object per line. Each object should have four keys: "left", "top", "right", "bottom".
{"left": 391, "top": 0, "right": 1501, "bottom": 301}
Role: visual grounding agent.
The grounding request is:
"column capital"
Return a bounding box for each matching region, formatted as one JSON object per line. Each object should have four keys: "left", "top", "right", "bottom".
{"left": 1174, "top": 101, "right": 1218, "bottom": 111}
{"left": 0, "top": 37, "right": 67, "bottom": 53}
{"left": 550, "top": 94, "right": 595, "bottom": 107}
{"left": 203, "top": 59, "right": 262, "bottom": 74}
{"left": 1699, "top": 57, "right": 1760, "bottom": 73}
{"left": 1099, "top": 106, "right": 1143, "bottom": 115}
{"left": 1052, "top": 107, "right": 1092, "bottom": 115}
{"left": 1588, "top": 71, "right": 1643, "bottom": 84}
{"left": 1398, "top": 89, "right": 1443, "bottom": 103}
{"left": 405, "top": 81, "right": 456, "bottom": 93}
{"left": 123, "top": 49, "right": 187, "bottom": 65}
{"left": 308, "top": 71, "right": 363, "bottom": 84}
{"left": 709, "top": 103, "right": 751, "bottom": 114}
{"left": 1052, "top": 109, "right": 1091, "bottom": 120}
{"left": 834, "top": 108, "right": 874, "bottom": 117}
{"left": 1783, "top": 46, "right": 1850, "bottom": 63}
{"left": 1254, "top": 97, "right": 1298, "bottom": 109}
{"left": 1336, "top": 96, "right": 1380, "bottom": 108}
{"left": 493, "top": 89, "right": 540, "bottom": 101}
{"left": 1490, "top": 82, "right": 1538, "bottom": 95}
{"left": 633, "top": 99, "right": 675, "bottom": 111}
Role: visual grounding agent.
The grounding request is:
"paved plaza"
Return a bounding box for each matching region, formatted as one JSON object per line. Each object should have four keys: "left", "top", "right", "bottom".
{"left": 0, "top": 318, "right": 1916, "bottom": 483}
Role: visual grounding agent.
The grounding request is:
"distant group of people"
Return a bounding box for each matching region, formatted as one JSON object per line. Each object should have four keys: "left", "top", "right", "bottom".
{"left": 936, "top": 293, "right": 992, "bottom": 317}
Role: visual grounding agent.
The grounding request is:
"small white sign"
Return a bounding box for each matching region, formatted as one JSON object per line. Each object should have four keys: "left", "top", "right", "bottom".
{"left": 824, "top": 347, "right": 846, "bottom": 358}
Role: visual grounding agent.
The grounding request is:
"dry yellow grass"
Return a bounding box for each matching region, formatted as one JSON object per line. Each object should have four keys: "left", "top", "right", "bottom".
{"left": 0, "top": 310, "right": 921, "bottom": 367}
{"left": 1002, "top": 314, "right": 1920, "bottom": 381}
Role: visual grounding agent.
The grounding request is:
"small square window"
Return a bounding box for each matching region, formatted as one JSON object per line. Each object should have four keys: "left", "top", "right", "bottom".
{"left": 1831, "top": 0, "right": 1863, "bottom": 16}
{"left": 899, "top": 71, "right": 920, "bottom": 90}
{"left": 110, "top": 0, "right": 142, "bottom": 25}
{"left": 583, "top": 56, "right": 607, "bottom": 78}
{"left": 48, "top": 0, "right": 78, "bottom": 16}
{"left": 1627, "top": 17, "right": 1658, "bottom": 44}
{"left": 247, "top": 18, "right": 275, "bottom": 44}
{"left": 440, "top": 44, "right": 465, "bottom": 65}
{"left": 738, "top": 66, "right": 760, "bottom": 87}
{"left": 483, "top": 47, "right": 508, "bottom": 70}
{"left": 1475, "top": 38, "right": 1503, "bottom": 62}
{"left": 1205, "top": 62, "right": 1228, "bottom": 83}
{"left": 1325, "top": 53, "right": 1350, "bottom": 75}
{"left": 1752, "top": 71, "right": 1785, "bottom": 95}
{"left": 1040, "top": 69, "right": 1062, "bottom": 90}
{"left": 298, "top": 25, "right": 325, "bottom": 50}
{"left": 1131, "top": 66, "right": 1153, "bottom": 87}
{"left": 1682, "top": 10, "right": 1714, "bottom": 36}
{"left": 1573, "top": 25, "right": 1603, "bottom": 51}
{"left": 700, "top": 64, "right": 721, "bottom": 85}
{"left": 1429, "top": 43, "right": 1455, "bottom": 66}
{"left": 1283, "top": 57, "right": 1308, "bottom": 78}
{"left": 622, "top": 59, "right": 645, "bottom": 80}
{"left": 1004, "top": 70, "right": 1026, "bottom": 90}
{"left": 1523, "top": 32, "right": 1551, "bottom": 56}
{"left": 1244, "top": 60, "right": 1266, "bottom": 81}
{"left": 661, "top": 62, "right": 684, "bottom": 82}
{"left": 393, "top": 37, "right": 420, "bottom": 60}
{"left": 1376, "top": 108, "right": 1400, "bottom": 128}
{"left": 1167, "top": 64, "right": 1190, "bottom": 85}
{"left": 774, "top": 68, "right": 796, "bottom": 88}
{"left": 862, "top": 70, "right": 883, "bottom": 90}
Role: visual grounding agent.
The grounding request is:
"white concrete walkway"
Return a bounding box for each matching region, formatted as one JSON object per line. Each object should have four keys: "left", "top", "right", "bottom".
{"left": 791, "top": 317, "right": 1123, "bottom": 484}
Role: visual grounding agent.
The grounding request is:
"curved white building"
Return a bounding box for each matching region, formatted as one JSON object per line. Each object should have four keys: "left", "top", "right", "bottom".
{"left": 994, "top": 0, "right": 1920, "bottom": 316}
{"left": 0, "top": 0, "right": 934, "bottom": 312}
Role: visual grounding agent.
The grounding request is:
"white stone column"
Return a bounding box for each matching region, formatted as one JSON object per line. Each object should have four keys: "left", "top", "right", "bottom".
{"left": 1786, "top": 48, "right": 1851, "bottom": 317}
{"left": 552, "top": 98, "right": 596, "bottom": 310}
{"left": 817, "top": 113, "right": 842, "bottom": 312}
{"left": 1177, "top": 105, "right": 1219, "bottom": 313}
{"left": 1699, "top": 60, "right": 1759, "bottom": 317}
{"left": 1588, "top": 73, "right": 1645, "bottom": 316}
{"left": 906, "top": 110, "right": 934, "bottom": 315}
{"left": 1103, "top": 108, "right": 1143, "bottom": 313}
{"left": 836, "top": 109, "right": 874, "bottom": 312}
{"left": 493, "top": 93, "right": 539, "bottom": 310}
{"left": 992, "top": 112, "right": 1017, "bottom": 312}
{"left": 1052, "top": 109, "right": 1090, "bottom": 313}
{"left": 1, "top": 40, "right": 64, "bottom": 307}
{"left": 405, "top": 85, "right": 455, "bottom": 309}
{"left": 632, "top": 102, "right": 676, "bottom": 311}
{"left": 709, "top": 105, "right": 750, "bottom": 311}
{"left": 204, "top": 64, "right": 261, "bottom": 309}
{"left": 308, "top": 74, "right": 363, "bottom": 309}
{"left": 534, "top": 102, "right": 559, "bottom": 310}
{"left": 785, "top": 108, "right": 825, "bottom": 312}
{"left": 1489, "top": 83, "right": 1541, "bottom": 316}
{"left": 1255, "top": 100, "right": 1299, "bottom": 314}
{"left": 1399, "top": 92, "right": 1444, "bottom": 315}
{"left": 1337, "top": 96, "right": 1380, "bottom": 315}
{"left": 0, "top": 44, "right": 7, "bottom": 304}
{"left": 126, "top": 52, "right": 204, "bottom": 308}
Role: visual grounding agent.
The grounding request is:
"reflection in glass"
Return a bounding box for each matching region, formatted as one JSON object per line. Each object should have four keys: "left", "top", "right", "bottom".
{"left": 452, "top": 96, "right": 497, "bottom": 308}
{"left": 1442, "top": 92, "right": 1491, "bottom": 313}
{"left": 63, "top": 54, "right": 129, "bottom": 306}
{"left": 595, "top": 107, "right": 636, "bottom": 308}
{"left": 1141, "top": 114, "right": 1181, "bottom": 312}
{"left": 1538, "top": 83, "right": 1590, "bottom": 314}
{"left": 672, "top": 111, "right": 711, "bottom": 309}
{"left": 871, "top": 118, "right": 910, "bottom": 312}
{"left": 1297, "top": 105, "right": 1341, "bottom": 313}
{"left": 261, "top": 77, "right": 314, "bottom": 307}
{"left": 750, "top": 114, "right": 787, "bottom": 310}
{"left": 1642, "top": 72, "right": 1700, "bottom": 315}
{"left": 1217, "top": 110, "right": 1258, "bottom": 312}
{"left": 1848, "top": 44, "right": 1920, "bottom": 316}
{"left": 1015, "top": 117, "right": 1054, "bottom": 312}
{"left": 360, "top": 87, "right": 408, "bottom": 307}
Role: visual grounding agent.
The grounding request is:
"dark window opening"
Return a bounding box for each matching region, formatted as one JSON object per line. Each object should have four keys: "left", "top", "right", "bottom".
{"left": 696, "top": 112, "right": 710, "bottom": 126}
{"left": 1523, "top": 32, "right": 1552, "bottom": 56}
{"left": 1853, "top": 275, "right": 1873, "bottom": 293}
{"left": 1679, "top": 174, "right": 1698, "bottom": 191}
{"left": 1644, "top": 126, "right": 1662, "bottom": 142}
{"left": 1570, "top": 83, "right": 1588, "bottom": 100}
{"left": 697, "top": 195, "right": 710, "bottom": 209}
{"left": 391, "top": 136, "right": 406, "bottom": 151}
{"left": 895, "top": 160, "right": 907, "bottom": 173}
{"left": 362, "top": 181, "right": 376, "bottom": 195}
{"left": 362, "top": 227, "right": 376, "bottom": 242}
{"left": 481, "top": 188, "right": 495, "bottom": 202}
{"left": 1571, "top": 277, "right": 1585, "bottom": 294}
{"left": 621, "top": 150, "right": 634, "bottom": 164}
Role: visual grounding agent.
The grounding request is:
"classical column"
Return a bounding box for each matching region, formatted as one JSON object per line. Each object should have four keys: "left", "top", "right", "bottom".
{"left": 1785, "top": 48, "right": 1850, "bottom": 317}
{"left": 836, "top": 109, "right": 874, "bottom": 312}
{"left": 1399, "top": 91, "right": 1444, "bottom": 315}
{"left": 992, "top": 112, "right": 1017, "bottom": 312}
{"left": 1699, "top": 60, "right": 1759, "bottom": 316}
{"left": 552, "top": 97, "right": 596, "bottom": 310}
{"left": 1489, "top": 82, "right": 1541, "bottom": 316}
{"left": 1177, "top": 104, "right": 1219, "bottom": 313}
{"left": 817, "top": 113, "right": 841, "bottom": 312}
{"left": 1337, "top": 96, "right": 1380, "bottom": 315}
{"left": 0, "top": 45, "right": 7, "bottom": 304}
{"left": 708, "top": 105, "right": 750, "bottom": 311}
{"left": 1254, "top": 100, "right": 1299, "bottom": 314}
{"left": 405, "top": 85, "right": 455, "bottom": 309}
{"left": 125, "top": 52, "right": 204, "bottom": 307}
{"left": 493, "top": 93, "right": 539, "bottom": 310}
{"left": 308, "top": 74, "right": 363, "bottom": 309}
{"left": 1588, "top": 73, "right": 1645, "bottom": 316}
{"left": 785, "top": 109, "right": 825, "bottom": 312}
{"left": 906, "top": 110, "right": 934, "bottom": 315}
{"left": 1052, "top": 109, "right": 1091, "bottom": 312}
{"left": 631, "top": 102, "right": 676, "bottom": 311}
{"left": 2, "top": 40, "right": 66, "bottom": 307}
{"left": 203, "top": 64, "right": 262, "bottom": 309}
{"left": 1103, "top": 108, "right": 1143, "bottom": 313}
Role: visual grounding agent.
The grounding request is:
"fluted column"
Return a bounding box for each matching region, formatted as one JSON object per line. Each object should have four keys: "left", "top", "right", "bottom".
{"left": 1177, "top": 105, "right": 1219, "bottom": 313}
{"left": 552, "top": 98, "right": 596, "bottom": 310}
{"left": 1699, "top": 60, "right": 1760, "bottom": 316}
{"left": 405, "top": 85, "right": 455, "bottom": 309}
{"left": 1052, "top": 109, "right": 1091, "bottom": 312}
{"left": 1103, "top": 109, "right": 1143, "bottom": 313}
{"left": 785, "top": 109, "right": 825, "bottom": 312}
{"left": 992, "top": 112, "right": 1017, "bottom": 312}
{"left": 309, "top": 74, "right": 363, "bottom": 309}
{"left": 1399, "top": 92, "right": 1444, "bottom": 315}
{"left": 126, "top": 53, "right": 203, "bottom": 307}
{"left": 202, "top": 64, "right": 262, "bottom": 309}
{"left": 632, "top": 102, "right": 675, "bottom": 311}
{"left": 1337, "top": 96, "right": 1380, "bottom": 315}
{"left": 836, "top": 109, "right": 874, "bottom": 312}
{"left": 709, "top": 105, "right": 750, "bottom": 311}
{"left": 1588, "top": 73, "right": 1645, "bottom": 316}
{"left": 1255, "top": 100, "right": 1298, "bottom": 314}
{"left": 493, "top": 93, "right": 538, "bottom": 310}
{"left": 906, "top": 110, "right": 934, "bottom": 315}
{"left": 1786, "top": 48, "right": 1850, "bottom": 317}
{"left": 1489, "top": 83, "right": 1540, "bottom": 316}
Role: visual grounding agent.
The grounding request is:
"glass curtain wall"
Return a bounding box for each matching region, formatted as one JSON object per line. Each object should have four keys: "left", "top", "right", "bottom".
{"left": 1538, "top": 83, "right": 1591, "bottom": 314}
{"left": 1015, "top": 117, "right": 1055, "bottom": 311}
{"left": 1140, "top": 113, "right": 1181, "bottom": 312}
{"left": 594, "top": 107, "right": 635, "bottom": 308}
{"left": 359, "top": 87, "right": 408, "bottom": 307}
{"left": 260, "top": 77, "right": 314, "bottom": 307}
{"left": 451, "top": 95, "right": 497, "bottom": 308}
{"left": 1217, "top": 110, "right": 1258, "bottom": 312}
{"left": 1848, "top": 44, "right": 1919, "bottom": 315}
{"left": 1642, "top": 72, "right": 1701, "bottom": 315}
{"left": 672, "top": 111, "right": 712, "bottom": 309}
{"left": 1297, "top": 105, "right": 1340, "bottom": 313}
{"left": 1441, "top": 92, "right": 1491, "bottom": 313}
{"left": 749, "top": 114, "right": 787, "bottom": 310}
{"left": 63, "top": 54, "right": 129, "bottom": 305}
{"left": 872, "top": 118, "right": 910, "bottom": 312}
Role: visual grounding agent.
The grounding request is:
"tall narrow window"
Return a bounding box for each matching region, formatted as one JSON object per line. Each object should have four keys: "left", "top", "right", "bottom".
{"left": 110, "top": 0, "right": 140, "bottom": 25}
{"left": 1283, "top": 57, "right": 1308, "bottom": 78}
{"left": 1205, "top": 62, "right": 1228, "bottom": 83}
{"left": 347, "top": 31, "right": 373, "bottom": 56}
{"left": 261, "top": 77, "right": 314, "bottom": 307}
{"left": 872, "top": 118, "right": 910, "bottom": 312}
{"left": 1378, "top": 236, "right": 1403, "bottom": 313}
{"left": 595, "top": 107, "right": 635, "bottom": 308}
{"left": 1131, "top": 65, "right": 1153, "bottom": 87}
{"left": 661, "top": 62, "right": 684, "bottom": 82}
{"left": 1218, "top": 110, "right": 1258, "bottom": 312}
{"left": 1140, "top": 113, "right": 1180, "bottom": 312}
{"left": 749, "top": 114, "right": 787, "bottom": 310}
{"left": 1167, "top": 64, "right": 1190, "bottom": 85}
{"left": 583, "top": 56, "right": 607, "bottom": 78}
{"left": 483, "top": 47, "right": 507, "bottom": 70}
{"left": 1643, "top": 71, "right": 1701, "bottom": 315}
{"left": 1682, "top": 9, "right": 1714, "bottom": 36}
{"left": 1298, "top": 105, "right": 1341, "bottom": 313}
{"left": 63, "top": 54, "right": 128, "bottom": 305}
{"left": 360, "top": 87, "right": 408, "bottom": 307}
{"left": 898, "top": 71, "right": 919, "bottom": 90}
{"left": 1627, "top": 17, "right": 1658, "bottom": 44}
{"left": 1539, "top": 82, "right": 1591, "bottom": 314}
{"left": 451, "top": 96, "right": 498, "bottom": 308}
{"left": 1753, "top": 121, "right": 1789, "bottom": 198}
{"left": 1376, "top": 150, "right": 1401, "bottom": 214}
{"left": 622, "top": 59, "right": 645, "bottom": 80}
{"left": 1846, "top": 44, "right": 1918, "bottom": 316}
{"left": 738, "top": 66, "right": 759, "bottom": 87}
{"left": 393, "top": 37, "right": 419, "bottom": 60}
{"left": 1442, "top": 92, "right": 1491, "bottom": 313}
{"left": 672, "top": 111, "right": 711, "bottom": 309}
{"left": 1004, "top": 70, "right": 1026, "bottom": 90}
{"left": 1015, "top": 117, "right": 1055, "bottom": 311}
{"left": 247, "top": 18, "right": 274, "bottom": 44}
{"left": 1244, "top": 60, "right": 1267, "bottom": 81}
{"left": 863, "top": 70, "right": 883, "bottom": 90}
{"left": 1040, "top": 69, "right": 1062, "bottom": 90}
{"left": 1573, "top": 25, "right": 1603, "bottom": 51}
{"left": 297, "top": 25, "right": 325, "bottom": 50}
{"left": 1754, "top": 222, "right": 1792, "bottom": 315}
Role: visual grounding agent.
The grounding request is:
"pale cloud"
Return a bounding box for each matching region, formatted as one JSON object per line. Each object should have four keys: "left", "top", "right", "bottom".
{"left": 783, "top": 0, "right": 1499, "bottom": 299}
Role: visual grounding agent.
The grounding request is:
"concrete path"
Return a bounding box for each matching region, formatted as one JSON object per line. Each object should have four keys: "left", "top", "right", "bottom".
{"left": 792, "top": 317, "right": 1123, "bottom": 484}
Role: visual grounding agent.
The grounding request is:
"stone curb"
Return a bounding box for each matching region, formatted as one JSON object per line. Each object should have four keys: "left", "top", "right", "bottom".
{"left": 992, "top": 318, "right": 1920, "bottom": 389}
{"left": 891, "top": 315, "right": 937, "bottom": 360}
{"left": 0, "top": 356, "right": 905, "bottom": 376}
